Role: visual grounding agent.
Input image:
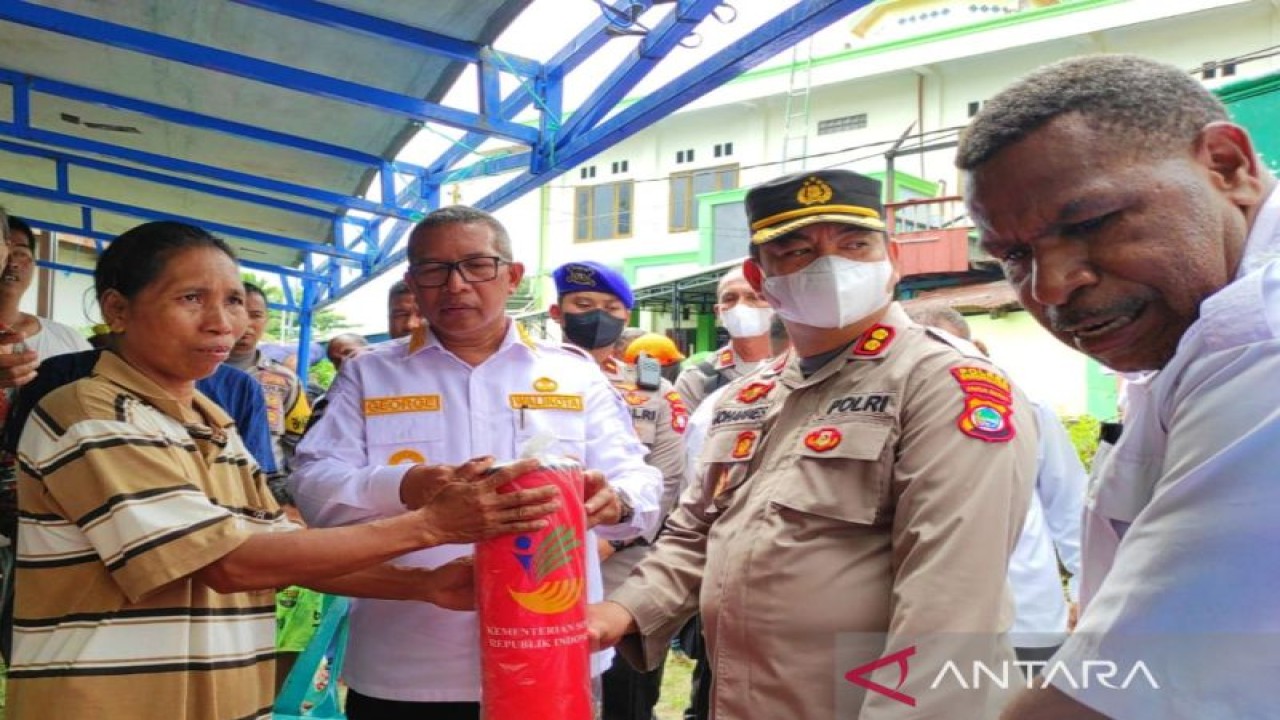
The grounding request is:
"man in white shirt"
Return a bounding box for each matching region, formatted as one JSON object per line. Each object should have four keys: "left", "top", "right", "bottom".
{"left": 291, "top": 206, "right": 661, "bottom": 720}
{"left": 0, "top": 215, "right": 92, "bottom": 389}
{"left": 959, "top": 54, "right": 1280, "bottom": 719}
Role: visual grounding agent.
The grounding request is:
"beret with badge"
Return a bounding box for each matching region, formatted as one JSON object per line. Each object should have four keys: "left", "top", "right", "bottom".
{"left": 745, "top": 168, "right": 886, "bottom": 245}
{"left": 552, "top": 260, "right": 634, "bottom": 309}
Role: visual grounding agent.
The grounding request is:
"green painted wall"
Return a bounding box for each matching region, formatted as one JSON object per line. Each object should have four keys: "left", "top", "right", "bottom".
{"left": 1085, "top": 359, "right": 1121, "bottom": 421}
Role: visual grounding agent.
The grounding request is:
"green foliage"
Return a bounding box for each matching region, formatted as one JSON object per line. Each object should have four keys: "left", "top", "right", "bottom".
{"left": 1062, "top": 414, "right": 1101, "bottom": 470}
{"left": 310, "top": 359, "right": 336, "bottom": 390}
{"left": 240, "top": 271, "right": 352, "bottom": 343}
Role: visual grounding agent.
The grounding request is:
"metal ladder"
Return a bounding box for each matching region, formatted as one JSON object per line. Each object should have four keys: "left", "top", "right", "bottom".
{"left": 780, "top": 38, "right": 815, "bottom": 173}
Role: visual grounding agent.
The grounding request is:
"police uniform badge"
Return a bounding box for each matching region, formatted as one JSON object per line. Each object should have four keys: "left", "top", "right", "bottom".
{"left": 565, "top": 264, "right": 597, "bottom": 287}
{"left": 852, "top": 324, "right": 896, "bottom": 357}
{"left": 730, "top": 429, "right": 758, "bottom": 459}
{"left": 665, "top": 391, "right": 689, "bottom": 434}
{"left": 804, "top": 426, "right": 843, "bottom": 453}
{"left": 797, "top": 176, "right": 834, "bottom": 206}
{"left": 736, "top": 381, "right": 775, "bottom": 404}
{"left": 950, "top": 366, "right": 1016, "bottom": 443}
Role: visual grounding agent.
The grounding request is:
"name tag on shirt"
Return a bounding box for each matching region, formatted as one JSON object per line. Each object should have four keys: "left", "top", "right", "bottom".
{"left": 508, "top": 394, "right": 584, "bottom": 411}
{"left": 364, "top": 394, "right": 442, "bottom": 415}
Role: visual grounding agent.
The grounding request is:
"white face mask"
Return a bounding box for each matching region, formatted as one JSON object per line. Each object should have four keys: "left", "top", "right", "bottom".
{"left": 719, "top": 304, "right": 775, "bottom": 338}
{"left": 762, "top": 255, "right": 894, "bottom": 329}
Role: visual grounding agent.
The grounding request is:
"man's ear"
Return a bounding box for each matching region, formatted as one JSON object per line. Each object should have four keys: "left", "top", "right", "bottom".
{"left": 507, "top": 261, "right": 526, "bottom": 289}
{"left": 548, "top": 303, "right": 563, "bottom": 324}
{"left": 742, "top": 258, "right": 765, "bottom": 293}
{"left": 1197, "top": 122, "right": 1268, "bottom": 209}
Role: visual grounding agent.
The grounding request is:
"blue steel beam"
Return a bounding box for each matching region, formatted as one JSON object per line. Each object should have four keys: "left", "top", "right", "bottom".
{"left": 295, "top": 278, "right": 319, "bottom": 386}
{"left": 423, "top": 0, "right": 653, "bottom": 179}
{"left": 0, "top": 176, "right": 364, "bottom": 261}
{"left": 0, "top": 1, "right": 540, "bottom": 145}
{"left": 554, "top": 0, "right": 722, "bottom": 147}
{"left": 0, "top": 136, "right": 347, "bottom": 225}
{"left": 24, "top": 256, "right": 308, "bottom": 313}
{"left": 476, "top": 0, "right": 874, "bottom": 212}
{"left": 315, "top": 0, "right": 654, "bottom": 305}
{"left": 21, "top": 216, "right": 324, "bottom": 282}
{"left": 231, "top": 0, "right": 543, "bottom": 78}
{"left": 0, "top": 70, "right": 424, "bottom": 175}
{"left": 0, "top": 115, "right": 419, "bottom": 221}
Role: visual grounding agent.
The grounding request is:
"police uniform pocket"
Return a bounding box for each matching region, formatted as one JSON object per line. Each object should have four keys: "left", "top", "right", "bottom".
{"left": 367, "top": 414, "right": 444, "bottom": 467}
{"left": 769, "top": 419, "right": 893, "bottom": 525}
{"left": 699, "top": 426, "right": 763, "bottom": 507}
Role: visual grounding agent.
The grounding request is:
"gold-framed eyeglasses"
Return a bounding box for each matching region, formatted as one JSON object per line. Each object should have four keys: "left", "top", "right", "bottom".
{"left": 408, "top": 256, "right": 507, "bottom": 288}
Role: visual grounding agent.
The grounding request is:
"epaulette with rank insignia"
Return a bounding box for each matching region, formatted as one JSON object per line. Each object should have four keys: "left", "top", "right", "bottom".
{"left": 851, "top": 324, "right": 895, "bottom": 357}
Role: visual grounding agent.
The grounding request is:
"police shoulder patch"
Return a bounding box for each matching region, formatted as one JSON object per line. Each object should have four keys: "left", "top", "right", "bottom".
{"left": 665, "top": 390, "right": 689, "bottom": 434}
{"left": 950, "top": 365, "right": 1015, "bottom": 443}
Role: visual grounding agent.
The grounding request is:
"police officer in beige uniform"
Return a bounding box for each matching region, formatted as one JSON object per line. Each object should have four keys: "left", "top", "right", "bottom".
{"left": 590, "top": 169, "right": 1037, "bottom": 720}
{"left": 673, "top": 267, "right": 773, "bottom": 411}
{"left": 548, "top": 261, "right": 688, "bottom": 720}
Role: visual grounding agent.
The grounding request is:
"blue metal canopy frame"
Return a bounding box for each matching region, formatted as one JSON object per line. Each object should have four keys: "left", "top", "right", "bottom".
{"left": 0, "top": 0, "right": 871, "bottom": 379}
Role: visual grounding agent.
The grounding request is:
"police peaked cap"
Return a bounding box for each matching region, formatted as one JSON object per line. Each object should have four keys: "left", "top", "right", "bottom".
{"left": 745, "top": 168, "right": 886, "bottom": 245}
{"left": 552, "top": 261, "right": 634, "bottom": 309}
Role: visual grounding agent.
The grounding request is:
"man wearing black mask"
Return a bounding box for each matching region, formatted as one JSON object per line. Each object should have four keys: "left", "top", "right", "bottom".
{"left": 549, "top": 261, "right": 689, "bottom": 720}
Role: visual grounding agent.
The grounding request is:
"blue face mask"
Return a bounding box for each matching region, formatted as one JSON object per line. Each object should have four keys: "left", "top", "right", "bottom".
{"left": 562, "top": 309, "right": 626, "bottom": 349}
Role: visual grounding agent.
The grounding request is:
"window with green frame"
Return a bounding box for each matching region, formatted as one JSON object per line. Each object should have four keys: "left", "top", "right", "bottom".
{"left": 573, "top": 181, "right": 634, "bottom": 241}
{"left": 669, "top": 165, "right": 738, "bottom": 232}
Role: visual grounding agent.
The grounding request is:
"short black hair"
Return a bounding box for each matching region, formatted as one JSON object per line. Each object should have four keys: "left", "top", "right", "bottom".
{"left": 957, "top": 54, "right": 1228, "bottom": 170}
{"left": 389, "top": 279, "right": 413, "bottom": 298}
{"left": 6, "top": 215, "right": 36, "bottom": 251}
{"left": 242, "top": 281, "right": 267, "bottom": 302}
{"left": 96, "top": 221, "right": 236, "bottom": 300}
{"left": 410, "top": 205, "right": 513, "bottom": 261}
{"left": 906, "top": 303, "right": 971, "bottom": 340}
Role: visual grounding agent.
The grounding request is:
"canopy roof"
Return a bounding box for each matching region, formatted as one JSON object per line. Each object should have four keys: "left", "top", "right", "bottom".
{"left": 0, "top": 0, "right": 872, "bottom": 364}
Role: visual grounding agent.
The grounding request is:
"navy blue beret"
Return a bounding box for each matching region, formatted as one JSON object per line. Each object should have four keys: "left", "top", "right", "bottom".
{"left": 552, "top": 261, "right": 634, "bottom": 309}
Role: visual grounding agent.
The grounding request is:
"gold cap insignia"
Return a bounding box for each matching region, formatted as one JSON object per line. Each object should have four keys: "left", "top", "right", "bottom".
{"left": 566, "top": 265, "right": 597, "bottom": 286}
{"left": 797, "top": 177, "right": 834, "bottom": 206}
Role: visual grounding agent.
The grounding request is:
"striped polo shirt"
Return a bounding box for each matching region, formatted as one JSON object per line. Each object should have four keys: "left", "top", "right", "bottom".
{"left": 8, "top": 351, "right": 291, "bottom": 720}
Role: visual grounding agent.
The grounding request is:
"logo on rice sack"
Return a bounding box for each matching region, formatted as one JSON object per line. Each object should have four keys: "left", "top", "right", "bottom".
{"left": 509, "top": 526, "right": 584, "bottom": 614}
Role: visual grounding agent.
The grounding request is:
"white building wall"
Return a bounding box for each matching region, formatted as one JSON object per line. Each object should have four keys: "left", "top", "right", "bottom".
{"left": 969, "top": 311, "right": 1090, "bottom": 418}
{"left": 486, "top": 0, "right": 1280, "bottom": 278}
{"left": 428, "top": 0, "right": 1280, "bottom": 418}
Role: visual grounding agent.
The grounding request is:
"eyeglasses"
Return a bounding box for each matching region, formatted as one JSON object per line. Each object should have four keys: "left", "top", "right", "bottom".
{"left": 408, "top": 256, "right": 507, "bottom": 288}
